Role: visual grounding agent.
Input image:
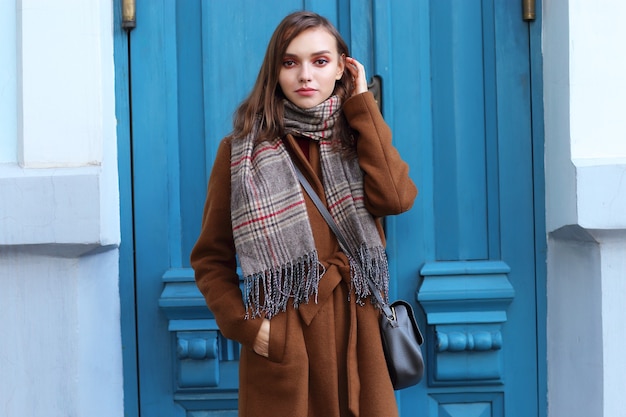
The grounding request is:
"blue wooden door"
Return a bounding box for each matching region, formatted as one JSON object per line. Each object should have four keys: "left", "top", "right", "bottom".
{"left": 121, "top": 0, "right": 544, "bottom": 416}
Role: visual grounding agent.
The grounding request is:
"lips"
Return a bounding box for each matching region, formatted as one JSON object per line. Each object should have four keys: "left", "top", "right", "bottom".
{"left": 295, "top": 87, "right": 317, "bottom": 96}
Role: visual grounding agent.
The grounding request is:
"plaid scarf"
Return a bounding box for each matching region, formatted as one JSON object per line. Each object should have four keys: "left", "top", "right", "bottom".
{"left": 231, "top": 96, "right": 389, "bottom": 319}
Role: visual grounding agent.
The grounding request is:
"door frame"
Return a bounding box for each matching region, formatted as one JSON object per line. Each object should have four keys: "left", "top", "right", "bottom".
{"left": 112, "top": 1, "right": 547, "bottom": 416}
{"left": 113, "top": 1, "right": 139, "bottom": 415}
{"left": 528, "top": 4, "right": 547, "bottom": 416}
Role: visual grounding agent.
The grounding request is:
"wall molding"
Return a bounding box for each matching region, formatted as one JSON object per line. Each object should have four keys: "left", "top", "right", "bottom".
{"left": 0, "top": 164, "right": 114, "bottom": 257}
{"left": 418, "top": 260, "right": 514, "bottom": 385}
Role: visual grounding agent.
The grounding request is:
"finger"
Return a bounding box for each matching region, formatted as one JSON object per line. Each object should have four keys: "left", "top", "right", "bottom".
{"left": 346, "top": 57, "right": 361, "bottom": 71}
{"left": 346, "top": 57, "right": 368, "bottom": 94}
{"left": 348, "top": 58, "right": 366, "bottom": 77}
{"left": 345, "top": 58, "right": 358, "bottom": 76}
{"left": 347, "top": 56, "right": 361, "bottom": 66}
{"left": 347, "top": 59, "right": 365, "bottom": 81}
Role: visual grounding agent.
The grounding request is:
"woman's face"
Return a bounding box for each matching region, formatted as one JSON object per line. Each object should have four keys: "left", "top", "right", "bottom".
{"left": 278, "top": 27, "right": 345, "bottom": 109}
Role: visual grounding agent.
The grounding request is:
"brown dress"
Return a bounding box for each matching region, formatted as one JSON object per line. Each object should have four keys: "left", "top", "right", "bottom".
{"left": 190, "top": 92, "right": 417, "bottom": 417}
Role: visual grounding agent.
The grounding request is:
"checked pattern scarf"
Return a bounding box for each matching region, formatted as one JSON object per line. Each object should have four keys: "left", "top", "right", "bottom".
{"left": 230, "top": 95, "right": 389, "bottom": 319}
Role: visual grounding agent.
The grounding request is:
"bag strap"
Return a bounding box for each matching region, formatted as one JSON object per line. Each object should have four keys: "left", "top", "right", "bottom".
{"left": 292, "top": 162, "right": 395, "bottom": 322}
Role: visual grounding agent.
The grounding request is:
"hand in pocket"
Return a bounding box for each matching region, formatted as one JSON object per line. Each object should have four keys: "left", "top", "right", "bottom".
{"left": 253, "top": 318, "right": 270, "bottom": 357}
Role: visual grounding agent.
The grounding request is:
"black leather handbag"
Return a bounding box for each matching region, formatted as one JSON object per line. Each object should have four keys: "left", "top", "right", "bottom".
{"left": 378, "top": 299, "right": 424, "bottom": 389}
{"left": 293, "top": 164, "right": 425, "bottom": 390}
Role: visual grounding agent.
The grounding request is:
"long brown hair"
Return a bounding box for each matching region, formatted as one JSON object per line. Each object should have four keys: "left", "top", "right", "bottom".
{"left": 231, "top": 11, "right": 356, "bottom": 150}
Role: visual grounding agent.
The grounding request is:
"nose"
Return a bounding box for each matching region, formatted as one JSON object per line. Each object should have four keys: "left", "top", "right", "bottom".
{"left": 299, "top": 64, "right": 312, "bottom": 83}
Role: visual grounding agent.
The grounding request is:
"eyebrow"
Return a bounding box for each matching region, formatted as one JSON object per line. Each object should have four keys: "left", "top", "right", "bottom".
{"left": 283, "top": 50, "right": 333, "bottom": 58}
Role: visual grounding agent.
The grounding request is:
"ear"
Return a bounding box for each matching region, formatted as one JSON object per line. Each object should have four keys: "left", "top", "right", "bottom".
{"left": 336, "top": 54, "right": 346, "bottom": 80}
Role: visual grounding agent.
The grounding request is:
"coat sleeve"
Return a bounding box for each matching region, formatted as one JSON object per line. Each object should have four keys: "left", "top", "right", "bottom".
{"left": 190, "top": 138, "right": 263, "bottom": 348}
{"left": 342, "top": 92, "right": 418, "bottom": 216}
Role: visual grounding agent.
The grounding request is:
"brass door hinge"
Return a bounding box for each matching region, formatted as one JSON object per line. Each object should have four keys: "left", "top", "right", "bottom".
{"left": 122, "top": 0, "right": 136, "bottom": 30}
{"left": 523, "top": 0, "right": 536, "bottom": 21}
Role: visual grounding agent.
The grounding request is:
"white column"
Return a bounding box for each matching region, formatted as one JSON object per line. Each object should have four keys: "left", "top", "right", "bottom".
{"left": 0, "top": 1, "right": 123, "bottom": 416}
{"left": 0, "top": 0, "right": 17, "bottom": 163}
{"left": 17, "top": 0, "right": 106, "bottom": 168}
{"left": 544, "top": 1, "right": 626, "bottom": 416}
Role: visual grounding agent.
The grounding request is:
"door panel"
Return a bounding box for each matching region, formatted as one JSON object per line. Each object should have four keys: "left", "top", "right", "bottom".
{"left": 127, "top": 0, "right": 541, "bottom": 415}
{"left": 431, "top": 0, "right": 493, "bottom": 261}
{"left": 409, "top": 0, "right": 537, "bottom": 416}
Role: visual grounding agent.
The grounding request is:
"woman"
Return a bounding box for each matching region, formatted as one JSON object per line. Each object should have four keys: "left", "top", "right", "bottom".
{"left": 190, "top": 10, "right": 417, "bottom": 417}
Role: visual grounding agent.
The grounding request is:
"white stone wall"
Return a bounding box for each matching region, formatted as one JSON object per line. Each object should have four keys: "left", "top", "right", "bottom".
{"left": 544, "top": 0, "right": 626, "bottom": 416}
{"left": 0, "top": 1, "right": 17, "bottom": 163}
{"left": 0, "top": 0, "right": 123, "bottom": 416}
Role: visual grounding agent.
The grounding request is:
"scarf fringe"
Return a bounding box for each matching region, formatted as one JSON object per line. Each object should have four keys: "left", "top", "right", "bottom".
{"left": 243, "top": 250, "right": 324, "bottom": 319}
{"left": 348, "top": 245, "right": 390, "bottom": 308}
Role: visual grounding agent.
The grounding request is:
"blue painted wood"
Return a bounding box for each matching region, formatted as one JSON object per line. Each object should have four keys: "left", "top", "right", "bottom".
{"left": 419, "top": 261, "right": 514, "bottom": 324}
{"left": 419, "top": 260, "right": 514, "bottom": 386}
{"left": 200, "top": 1, "right": 300, "bottom": 168}
{"left": 375, "top": 0, "right": 431, "bottom": 309}
{"left": 490, "top": 2, "right": 541, "bottom": 414}
{"left": 347, "top": 0, "right": 374, "bottom": 72}
{"left": 178, "top": 0, "right": 208, "bottom": 265}
{"left": 121, "top": 0, "right": 545, "bottom": 415}
{"left": 529, "top": 4, "right": 548, "bottom": 416}
{"left": 431, "top": 0, "right": 490, "bottom": 261}
{"left": 158, "top": 269, "right": 213, "bottom": 320}
{"left": 130, "top": 0, "right": 182, "bottom": 414}
{"left": 429, "top": 392, "right": 504, "bottom": 417}
{"left": 376, "top": 0, "right": 542, "bottom": 416}
{"left": 176, "top": 330, "right": 220, "bottom": 387}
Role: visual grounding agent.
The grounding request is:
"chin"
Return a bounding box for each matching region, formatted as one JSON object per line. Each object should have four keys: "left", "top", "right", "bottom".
{"left": 292, "top": 97, "right": 326, "bottom": 109}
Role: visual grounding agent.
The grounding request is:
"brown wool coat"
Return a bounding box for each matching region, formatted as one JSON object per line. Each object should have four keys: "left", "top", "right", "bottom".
{"left": 190, "top": 92, "right": 418, "bottom": 417}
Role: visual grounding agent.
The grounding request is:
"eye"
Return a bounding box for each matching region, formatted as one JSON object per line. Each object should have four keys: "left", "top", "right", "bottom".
{"left": 314, "top": 58, "right": 329, "bottom": 66}
{"left": 282, "top": 59, "right": 297, "bottom": 68}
